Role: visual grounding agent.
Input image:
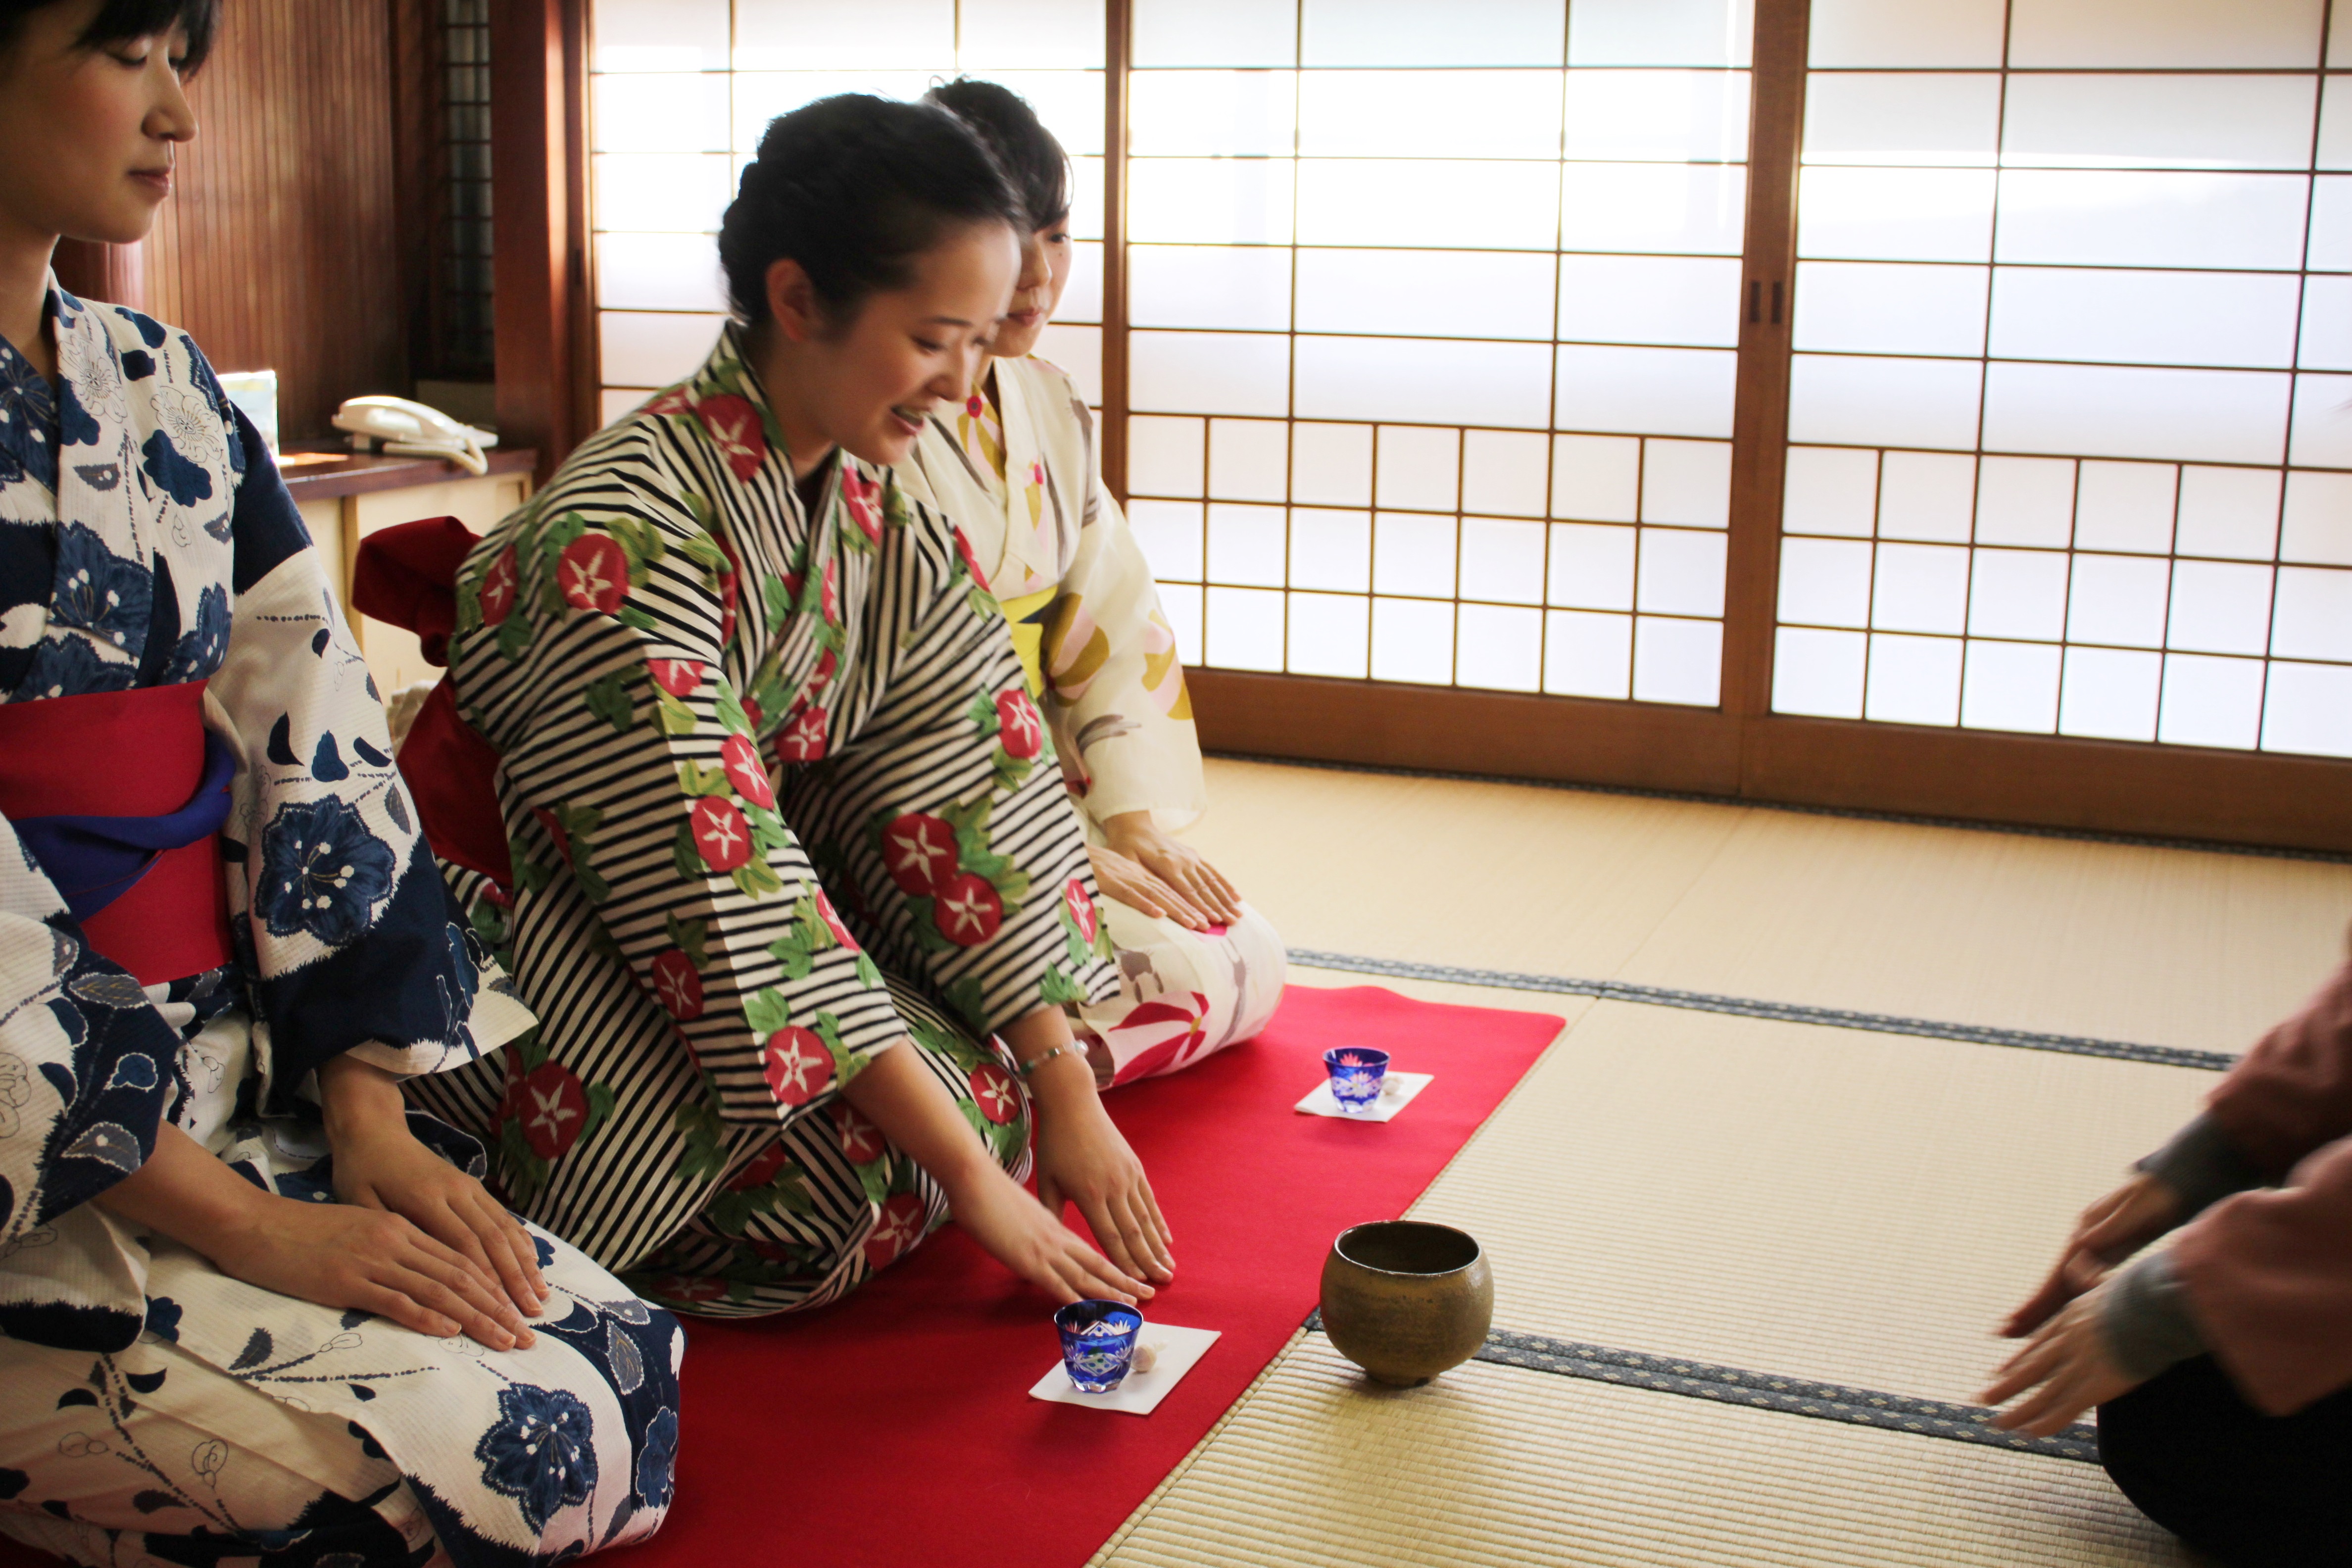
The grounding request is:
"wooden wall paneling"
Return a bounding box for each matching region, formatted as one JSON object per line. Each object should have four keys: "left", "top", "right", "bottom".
{"left": 137, "top": 0, "right": 408, "bottom": 441}
{"left": 389, "top": 0, "right": 444, "bottom": 385}
{"left": 49, "top": 239, "right": 145, "bottom": 309}
{"left": 1721, "top": 0, "right": 1807, "bottom": 728}
{"left": 488, "top": 0, "right": 584, "bottom": 481}
{"left": 1099, "top": 0, "right": 1131, "bottom": 499}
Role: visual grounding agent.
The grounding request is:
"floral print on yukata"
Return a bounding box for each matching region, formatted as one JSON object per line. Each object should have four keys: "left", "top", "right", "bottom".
{"left": 1, "top": 286, "right": 677, "bottom": 1567}
{"left": 405, "top": 323, "right": 1118, "bottom": 1314}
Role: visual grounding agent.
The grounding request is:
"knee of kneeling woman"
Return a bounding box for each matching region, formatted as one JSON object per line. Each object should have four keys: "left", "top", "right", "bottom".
{"left": 1224, "top": 904, "right": 1289, "bottom": 1039}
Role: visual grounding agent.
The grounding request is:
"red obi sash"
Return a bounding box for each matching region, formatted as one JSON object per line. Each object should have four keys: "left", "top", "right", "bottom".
{"left": 0, "top": 680, "right": 235, "bottom": 984}
{"left": 352, "top": 516, "right": 513, "bottom": 888}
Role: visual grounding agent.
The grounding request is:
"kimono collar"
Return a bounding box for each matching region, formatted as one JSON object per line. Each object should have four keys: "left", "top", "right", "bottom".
{"left": 19, "top": 281, "right": 175, "bottom": 690}
{"left": 0, "top": 293, "right": 61, "bottom": 485}
{"left": 668, "top": 320, "right": 902, "bottom": 679}
{"left": 982, "top": 359, "right": 1057, "bottom": 591}
{"left": 693, "top": 322, "right": 847, "bottom": 523}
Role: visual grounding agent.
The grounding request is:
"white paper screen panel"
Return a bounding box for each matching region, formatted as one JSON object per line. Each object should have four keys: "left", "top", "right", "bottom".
{"left": 1127, "top": 0, "right": 1747, "bottom": 706}
{"left": 1775, "top": 0, "right": 2352, "bottom": 758}
{"left": 588, "top": 0, "right": 1106, "bottom": 425}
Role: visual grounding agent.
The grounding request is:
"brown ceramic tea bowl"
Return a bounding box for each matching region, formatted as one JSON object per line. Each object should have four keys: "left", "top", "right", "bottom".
{"left": 1319, "top": 1220, "right": 1493, "bottom": 1387}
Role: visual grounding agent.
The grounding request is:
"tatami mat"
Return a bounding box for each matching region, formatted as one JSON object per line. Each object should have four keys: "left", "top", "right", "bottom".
{"left": 1127, "top": 761, "right": 2327, "bottom": 1566}
{"left": 1197, "top": 758, "right": 2352, "bottom": 1056}
{"left": 1195, "top": 759, "right": 1745, "bottom": 981}
{"left": 1398, "top": 997, "right": 2205, "bottom": 1403}
{"left": 1615, "top": 808, "right": 2352, "bottom": 1057}
{"left": 1094, "top": 1338, "right": 2184, "bottom": 1568}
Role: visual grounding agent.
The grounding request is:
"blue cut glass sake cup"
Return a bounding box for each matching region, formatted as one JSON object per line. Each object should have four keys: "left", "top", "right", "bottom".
{"left": 1323, "top": 1046, "right": 1391, "bottom": 1114}
{"left": 1056, "top": 1300, "right": 1145, "bottom": 1393}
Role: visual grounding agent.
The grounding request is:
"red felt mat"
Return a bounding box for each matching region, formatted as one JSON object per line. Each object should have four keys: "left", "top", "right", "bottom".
{"left": 0, "top": 985, "right": 1563, "bottom": 1568}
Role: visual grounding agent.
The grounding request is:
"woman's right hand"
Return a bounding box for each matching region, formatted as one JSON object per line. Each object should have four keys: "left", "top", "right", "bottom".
{"left": 209, "top": 1195, "right": 539, "bottom": 1351}
{"left": 2000, "top": 1173, "right": 2183, "bottom": 1338}
{"left": 837, "top": 1037, "right": 1150, "bottom": 1304}
{"left": 947, "top": 1162, "right": 1153, "bottom": 1307}
{"left": 1088, "top": 844, "right": 1206, "bottom": 929}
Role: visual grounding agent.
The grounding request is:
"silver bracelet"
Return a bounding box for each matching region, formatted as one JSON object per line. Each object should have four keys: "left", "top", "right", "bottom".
{"left": 1014, "top": 1042, "right": 1081, "bottom": 1079}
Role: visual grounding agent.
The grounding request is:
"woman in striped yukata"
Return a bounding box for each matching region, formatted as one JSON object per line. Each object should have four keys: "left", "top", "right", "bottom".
{"left": 391, "top": 95, "right": 1174, "bottom": 1318}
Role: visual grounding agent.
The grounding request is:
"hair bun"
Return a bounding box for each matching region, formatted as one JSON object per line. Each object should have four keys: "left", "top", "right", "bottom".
{"left": 716, "top": 94, "right": 1025, "bottom": 326}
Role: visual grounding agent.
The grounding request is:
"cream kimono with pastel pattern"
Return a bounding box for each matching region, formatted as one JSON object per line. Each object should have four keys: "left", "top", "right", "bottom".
{"left": 904, "top": 356, "right": 1284, "bottom": 1087}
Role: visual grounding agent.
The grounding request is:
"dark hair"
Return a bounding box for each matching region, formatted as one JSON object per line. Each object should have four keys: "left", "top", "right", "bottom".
{"left": 719, "top": 94, "right": 1025, "bottom": 328}
{"left": 924, "top": 77, "right": 1071, "bottom": 231}
{"left": 0, "top": 0, "right": 220, "bottom": 72}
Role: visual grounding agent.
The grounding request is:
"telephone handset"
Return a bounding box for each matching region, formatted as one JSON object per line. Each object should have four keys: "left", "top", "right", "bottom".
{"left": 332, "top": 395, "right": 498, "bottom": 477}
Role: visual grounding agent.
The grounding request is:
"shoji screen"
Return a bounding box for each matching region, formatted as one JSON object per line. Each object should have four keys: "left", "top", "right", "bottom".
{"left": 586, "top": 0, "right": 1107, "bottom": 426}
{"left": 1772, "top": 0, "right": 2352, "bottom": 759}
{"left": 1123, "top": 0, "right": 1753, "bottom": 704}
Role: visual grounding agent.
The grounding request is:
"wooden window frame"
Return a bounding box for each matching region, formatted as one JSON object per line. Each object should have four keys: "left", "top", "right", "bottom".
{"left": 517, "top": 0, "right": 2352, "bottom": 853}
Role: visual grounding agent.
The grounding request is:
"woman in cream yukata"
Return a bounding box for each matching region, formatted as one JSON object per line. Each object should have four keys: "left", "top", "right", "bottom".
{"left": 908, "top": 80, "right": 1287, "bottom": 1089}
{"left": 0, "top": 3, "right": 679, "bottom": 1564}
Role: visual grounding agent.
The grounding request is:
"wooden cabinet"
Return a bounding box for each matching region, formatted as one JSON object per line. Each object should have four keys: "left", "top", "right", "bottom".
{"left": 285, "top": 446, "right": 536, "bottom": 703}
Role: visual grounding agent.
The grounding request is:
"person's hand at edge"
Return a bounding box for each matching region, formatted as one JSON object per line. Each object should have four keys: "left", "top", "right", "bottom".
{"left": 1981, "top": 1282, "right": 2142, "bottom": 1436}
{"left": 2000, "top": 1172, "right": 2182, "bottom": 1338}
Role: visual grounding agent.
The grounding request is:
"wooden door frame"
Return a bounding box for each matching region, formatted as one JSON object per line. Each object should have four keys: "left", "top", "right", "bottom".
{"left": 527, "top": 0, "right": 2352, "bottom": 854}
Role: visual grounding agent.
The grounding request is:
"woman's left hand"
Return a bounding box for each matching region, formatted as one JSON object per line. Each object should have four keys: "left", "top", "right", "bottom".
{"left": 321, "top": 1056, "right": 548, "bottom": 1319}
{"left": 1030, "top": 1062, "right": 1176, "bottom": 1287}
{"left": 1100, "top": 811, "right": 1243, "bottom": 927}
{"left": 1980, "top": 1283, "right": 2142, "bottom": 1436}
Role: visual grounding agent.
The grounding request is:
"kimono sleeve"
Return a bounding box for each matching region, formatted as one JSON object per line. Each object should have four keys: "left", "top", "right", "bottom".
{"left": 449, "top": 480, "right": 904, "bottom": 1128}
{"left": 204, "top": 402, "right": 529, "bottom": 1100}
{"left": 1031, "top": 368, "right": 1207, "bottom": 832}
{"left": 2172, "top": 1134, "right": 2352, "bottom": 1415}
{"left": 776, "top": 488, "right": 1120, "bottom": 1038}
{"left": 0, "top": 811, "right": 176, "bottom": 1348}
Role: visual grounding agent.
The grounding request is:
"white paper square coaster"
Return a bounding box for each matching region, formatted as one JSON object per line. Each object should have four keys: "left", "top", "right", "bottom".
{"left": 1294, "top": 1071, "right": 1434, "bottom": 1122}
{"left": 1028, "top": 1323, "right": 1222, "bottom": 1416}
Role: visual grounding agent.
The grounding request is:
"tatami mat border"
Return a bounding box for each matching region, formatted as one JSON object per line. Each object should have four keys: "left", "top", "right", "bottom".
{"left": 1298, "top": 1320, "right": 2098, "bottom": 1465}
{"left": 1470, "top": 1328, "right": 2100, "bottom": 1464}
{"left": 1213, "top": 751, "right": 2352, "bottom": 867}
{"left": 1291, "top": 950, "right": 2236, "bottom": 1071}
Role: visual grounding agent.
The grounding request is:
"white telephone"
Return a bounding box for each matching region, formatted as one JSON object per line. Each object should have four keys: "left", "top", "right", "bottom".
{"left": 332, "top": 395, "right": 498, "bottom": 477}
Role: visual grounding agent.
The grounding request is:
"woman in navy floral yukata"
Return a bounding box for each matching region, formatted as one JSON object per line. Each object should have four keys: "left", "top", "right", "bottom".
{"left": 0, "top": 2, "right": 681, "bottom": 1563}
